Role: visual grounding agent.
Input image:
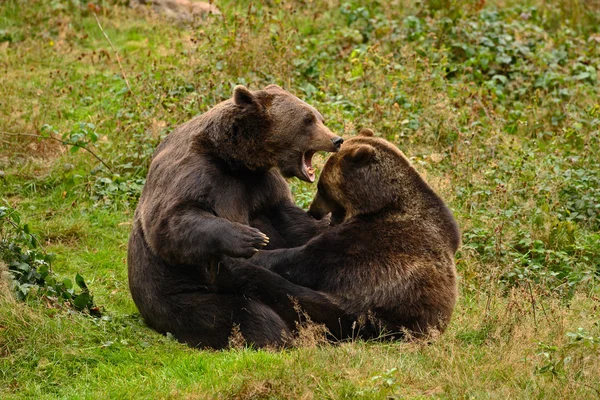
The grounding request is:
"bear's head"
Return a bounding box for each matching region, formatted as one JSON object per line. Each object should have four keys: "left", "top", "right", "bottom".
{"left": 308, "top": 129, "right": 430, "bottom": 224}
{"left": 230, "top": 85, "right": 343, "bottom": 182}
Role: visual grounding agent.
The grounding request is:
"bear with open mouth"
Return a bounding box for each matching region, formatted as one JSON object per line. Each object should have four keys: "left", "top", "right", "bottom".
{"left": 127, "top": 84, "right": 344, "bottom": 349}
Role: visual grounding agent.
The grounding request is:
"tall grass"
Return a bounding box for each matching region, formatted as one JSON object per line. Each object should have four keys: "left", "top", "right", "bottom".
{"left": 1, "top": 0, "right": 599, "bottom": 398}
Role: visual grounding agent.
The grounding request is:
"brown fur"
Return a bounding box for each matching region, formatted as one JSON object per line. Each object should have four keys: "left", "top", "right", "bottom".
{"left": 237, "top": 132, "right": 460, "bottom": 339}
{"left": 127, "top": 85, "right": 344, "bottom": 349}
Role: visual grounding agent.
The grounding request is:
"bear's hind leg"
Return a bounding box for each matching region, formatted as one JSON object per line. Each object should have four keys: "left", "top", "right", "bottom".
{"left": 154, "top": 293, "right": 289, "bottom": 349}
{"left": 237, "top": 300, "right": 292, "bottom": 348}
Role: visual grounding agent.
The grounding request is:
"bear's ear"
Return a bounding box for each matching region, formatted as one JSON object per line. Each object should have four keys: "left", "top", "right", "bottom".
{"left": 233, "top": 85, "right": 255, "bottom": 106}
{"left": 344, "top": 144, "right": 375, "bottom": 167}
{"left": 358, "top": 128, "right": 374, "bottom": 137}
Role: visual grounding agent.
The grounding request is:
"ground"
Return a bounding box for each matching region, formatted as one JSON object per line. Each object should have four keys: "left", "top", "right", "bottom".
{"left": 1, "top": 0, "right": 599, "bottom": 398}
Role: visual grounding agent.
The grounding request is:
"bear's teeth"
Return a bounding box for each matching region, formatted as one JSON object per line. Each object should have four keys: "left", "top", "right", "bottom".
{"left": 307, "top": 167, "right": 315, "bottom": 175}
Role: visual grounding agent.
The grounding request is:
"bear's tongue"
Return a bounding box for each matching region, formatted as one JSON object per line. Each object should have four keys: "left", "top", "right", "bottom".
{"left": 302, "top": 151, "right": 316, "bottom": 182}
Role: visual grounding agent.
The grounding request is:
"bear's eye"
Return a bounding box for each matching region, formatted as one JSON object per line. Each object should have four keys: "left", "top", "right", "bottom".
{"left": 303, "top": 115, "right": 315, "bottom": 126}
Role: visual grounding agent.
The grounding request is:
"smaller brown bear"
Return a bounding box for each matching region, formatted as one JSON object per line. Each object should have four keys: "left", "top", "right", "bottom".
{"left": 234, "top": 129, "right": 461, "bottom": 338}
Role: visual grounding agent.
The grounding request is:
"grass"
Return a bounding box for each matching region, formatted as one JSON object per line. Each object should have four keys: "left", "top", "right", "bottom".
{"left": 1, "top": 0, "right": 600, "bottom": 398}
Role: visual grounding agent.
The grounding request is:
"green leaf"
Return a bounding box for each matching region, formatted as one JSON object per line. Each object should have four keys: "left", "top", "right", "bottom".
{"left": 492, "top": 74, "right": 508, "bottom": 85}
{"left": 10, "top": 211, "right": 20, "bottom": 225}
{"left": 496, "top": 54, "right": 512, "bottom": 64}
{"left": 573, "top": 72, "right": 590, "bottom": 81}
{"left": 15, "top": 262, "right": 31, "bottom": 272}
{"left": 38, "top": 264, "right": 49, "bottom": 279}
{"left": 75, "top": 273, "right": 87, "bottom": 289}
{"left": 73, "top": 292, "right": 92, "bottom": 310}
{"left": 40, "top": 124, "right": 55, "bottom": 137}
{"left": 63, "top": 278, "right": 73, "bottom": 289}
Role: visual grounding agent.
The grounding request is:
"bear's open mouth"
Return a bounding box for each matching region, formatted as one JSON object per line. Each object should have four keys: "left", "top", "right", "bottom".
{"left": 301, "top": 150, "right": 317, "bottom": 182}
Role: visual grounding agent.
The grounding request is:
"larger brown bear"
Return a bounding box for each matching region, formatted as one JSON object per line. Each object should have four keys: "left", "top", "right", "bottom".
{"left": 233, "top": 130, "right": 460, "bottom": 339}
{"left": 127, "top": 84, "right": 346, "bottom": 349}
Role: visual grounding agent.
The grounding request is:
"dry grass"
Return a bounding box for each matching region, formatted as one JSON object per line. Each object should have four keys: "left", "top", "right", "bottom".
{"left": 1, "top": 0, "right": 599, "bottom": 398}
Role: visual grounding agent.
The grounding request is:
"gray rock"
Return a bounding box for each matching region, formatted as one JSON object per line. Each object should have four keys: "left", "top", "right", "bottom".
{"left": 131, "top": 0, "right": 220, "bottom": 24}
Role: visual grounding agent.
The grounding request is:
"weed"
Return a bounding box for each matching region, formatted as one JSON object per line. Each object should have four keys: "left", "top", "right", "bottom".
{"left": 0, "top": 202, "right": 99, "bottom": 315}
{"left": 1, "top": 0, "right": 600, "bottom": 397}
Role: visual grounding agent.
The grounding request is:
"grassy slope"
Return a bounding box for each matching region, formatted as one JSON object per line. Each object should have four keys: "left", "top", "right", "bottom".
{"left": 1, "top": 0, "right": 600, "bottom": 398}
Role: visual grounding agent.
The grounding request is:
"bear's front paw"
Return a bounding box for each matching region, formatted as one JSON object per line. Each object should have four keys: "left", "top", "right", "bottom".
{"left": 228, "top": 225, "right": 270, "bottom": 258}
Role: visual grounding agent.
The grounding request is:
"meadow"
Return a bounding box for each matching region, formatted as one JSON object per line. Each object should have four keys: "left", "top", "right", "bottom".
{"left": 1, "top": 0, "right": 599, "bottom": 398}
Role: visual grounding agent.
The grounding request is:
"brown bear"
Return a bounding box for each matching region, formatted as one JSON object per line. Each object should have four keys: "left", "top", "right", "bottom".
{"left": 127, "top": 84, "right": 346, "bottom": 349}
{"left": 231, "top": 129, "right": 460, "bottom": 339}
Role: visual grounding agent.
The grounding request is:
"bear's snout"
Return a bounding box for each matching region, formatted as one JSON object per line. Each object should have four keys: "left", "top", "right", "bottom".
{"left": 331, "top": 136, "right": 344, "bottom": 150}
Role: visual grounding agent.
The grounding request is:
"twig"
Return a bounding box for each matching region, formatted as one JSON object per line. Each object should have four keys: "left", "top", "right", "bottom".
{"left": 582, "top": 383, "right": 600, "bottom": 398}
{"left": 2, "top": 132, "right": 113, "bottom": 173}
{"left": 0, "top": 205, "right": 46, "bottom": 251}
{"left": 474, "top": 94, "right": 493, "bottom": 122}
{"left": 93, "top": 12, "right": 140, "bottom": 108}
{"left": 1, "top": 215, "right": 21, "bottom": 231}
{"left": 526, "top": 280, "right": 538, "bottom": 328}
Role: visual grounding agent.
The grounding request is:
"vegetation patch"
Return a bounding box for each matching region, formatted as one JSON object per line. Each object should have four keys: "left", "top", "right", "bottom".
{"left": 1, "top": 0, "right": 599, "bottom": 398}
{"left": 0, "top": 202, "right": 99, "bottom": 314}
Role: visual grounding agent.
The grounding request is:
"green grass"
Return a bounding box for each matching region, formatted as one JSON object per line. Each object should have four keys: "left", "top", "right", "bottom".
{"left": 1, "top": 0, "right": 600, "bottom": 398}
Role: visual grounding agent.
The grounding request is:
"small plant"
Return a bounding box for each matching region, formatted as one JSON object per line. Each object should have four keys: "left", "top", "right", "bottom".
{"left": 358, "top": 367, "right": 400, "bottom": 397}
{"left": 0, "top": 201, "right": 100, "bottom": 315}
{"left": 91, "top": 175, "right": 146, "bottom": 208}
{"left": 536, "top": 327, "right": 600, "bottom": 377}
{"left": 536, "top": 342, "right": 565, "bottom": 377}
{"left": 559, "top": 164, "right": 600, "bottom": 230}
{"left": 39, "top": 123, "right": 113, "bottom": 172}
{"left": 566, "top": 327, "right": 600, "bottom": 349}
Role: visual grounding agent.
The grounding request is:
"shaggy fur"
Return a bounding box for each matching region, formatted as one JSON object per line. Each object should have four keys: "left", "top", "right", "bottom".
{"left": 127, "top": 85, "right": 344, "bottom": 349}
{"left": 232, "top": 131, "right": 460, "bottom": 339}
